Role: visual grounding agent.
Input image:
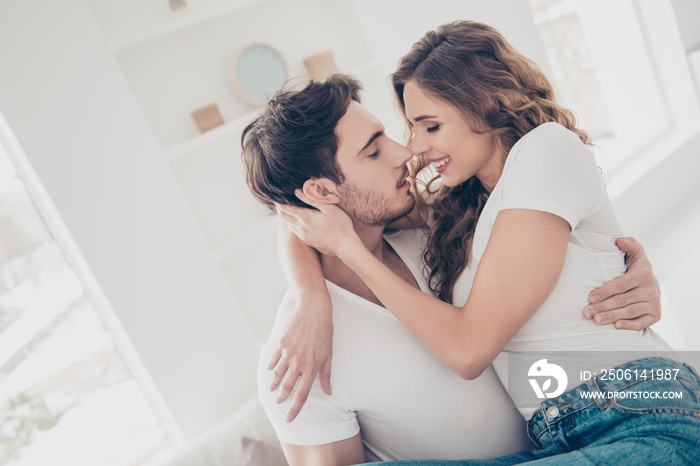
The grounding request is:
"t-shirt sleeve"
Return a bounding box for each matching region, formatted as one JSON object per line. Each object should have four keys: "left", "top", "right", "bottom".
{"left": 256, "top": 294, "right": 360, "bottom": 446}
{"left": 498, "top": 123, "right": 605, "bottom": 230}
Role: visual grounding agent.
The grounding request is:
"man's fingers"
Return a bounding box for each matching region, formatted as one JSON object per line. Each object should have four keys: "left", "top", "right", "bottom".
{"left": 584, "top": 288, "right": 645, "bottom": 318}
{"left": 285, "top": 374, "right": 314, "bottom": 423}
{"left": 614, "top": 313, "right": 656, "bottom": 331}
{"left": 588, "top": 270, "right": 636, "bottom": 304}
{"left": 616, "top": 237, "right": 642, "bottom": 258}
{"left": 319, "top": 355, "right": 333, "bottom": 396}
{"left": 585, "top": 236, "right": 660, "bottom": 331}
{"left": 586, "top": 303, "right": 647, "bottom": 325}
{"left": 589, "top": 237, "right": 648, "bottom": 304}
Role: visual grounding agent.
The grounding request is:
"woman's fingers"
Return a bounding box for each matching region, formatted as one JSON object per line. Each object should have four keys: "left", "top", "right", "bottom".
{"left": 276, "top": 365, "right": 301, "bottom": 404}
{"left": 285, "top": 372, "right": 314, "bottom": 423}
{"left": 276, "top": 207, "right": 299, "bottom": 226}
{"left": 269, "top": 354, "right": 289, "bottom": 392}
{"left": 319, "top": 353, "right": 333, "bottom": 396}
{"left": 276, "top": 203, "right": 307, "bottom": 220}
{"left": 267, "top": 347, "right": 283, "bottom": 371}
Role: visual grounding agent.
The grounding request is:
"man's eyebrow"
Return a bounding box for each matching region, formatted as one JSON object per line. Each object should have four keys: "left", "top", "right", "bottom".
{"left": 358, "top": 131, "right": 383, "bottom": 155}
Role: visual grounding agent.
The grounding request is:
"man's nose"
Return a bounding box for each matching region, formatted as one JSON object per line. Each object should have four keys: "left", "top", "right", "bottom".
{"left": 389, "top": 139, "right": 414, "bottom": 168}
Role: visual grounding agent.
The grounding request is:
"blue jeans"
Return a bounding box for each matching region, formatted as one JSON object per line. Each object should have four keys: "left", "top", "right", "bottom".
{"left": 371, "top": 357, "right": 700, "bottom": 465}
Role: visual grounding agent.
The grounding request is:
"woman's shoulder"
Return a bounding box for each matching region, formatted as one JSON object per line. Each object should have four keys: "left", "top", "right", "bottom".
{"left": 519, "top": 122, "right": 583, "bottom": 147}
{"left": 501, "top": 122, "right": 597, "bottom": 186}
{"left": 508, "top": 122, "right": 590, "bottom": 163}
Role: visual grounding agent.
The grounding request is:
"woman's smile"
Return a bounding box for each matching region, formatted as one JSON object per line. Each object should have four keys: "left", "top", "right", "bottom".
{"left": 428, "top": 155, "right": 452, "bottom": 173}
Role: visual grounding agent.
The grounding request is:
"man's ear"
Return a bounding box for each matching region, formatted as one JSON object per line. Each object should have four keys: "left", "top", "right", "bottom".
{"left": 302, "top": 178, "right": 341, "bottom": 205}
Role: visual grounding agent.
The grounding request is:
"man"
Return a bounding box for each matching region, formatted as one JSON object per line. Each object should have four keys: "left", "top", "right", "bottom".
{"left": 241, "top": 75, "right": 661, "bottom": 466}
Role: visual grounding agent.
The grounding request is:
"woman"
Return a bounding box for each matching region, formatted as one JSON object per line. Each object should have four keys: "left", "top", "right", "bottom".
{"left": 275, "top": 21, "right": 700, "bottom": 464}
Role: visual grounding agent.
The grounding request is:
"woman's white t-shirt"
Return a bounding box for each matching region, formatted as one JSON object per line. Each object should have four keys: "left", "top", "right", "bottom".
{"left": 448, "top": 123, "right": 671, "bottom": 418}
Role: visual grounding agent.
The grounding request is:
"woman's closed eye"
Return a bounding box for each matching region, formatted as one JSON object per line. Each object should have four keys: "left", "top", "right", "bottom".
{"left": 427, "top": 125, "right": 440, "bottom": 133}
{"left": 368, "top": 149, "right": 380, "bottom": 159}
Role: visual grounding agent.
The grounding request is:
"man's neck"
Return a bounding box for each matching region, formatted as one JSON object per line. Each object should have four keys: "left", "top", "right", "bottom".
{"left": 320, "top": 222, "right": 420, "bottom": 306}
{"left": 320, "top": 221, "right": 386, "bottom": 288}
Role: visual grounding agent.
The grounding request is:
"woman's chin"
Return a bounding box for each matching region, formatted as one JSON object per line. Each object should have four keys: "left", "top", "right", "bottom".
{"left": 439, "top": 174, "right": 458, "bottom": 188}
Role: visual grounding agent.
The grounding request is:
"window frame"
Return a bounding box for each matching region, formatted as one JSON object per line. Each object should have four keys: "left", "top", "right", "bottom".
{"left": 0, "top": 109, "right": 187, "bottom": 450}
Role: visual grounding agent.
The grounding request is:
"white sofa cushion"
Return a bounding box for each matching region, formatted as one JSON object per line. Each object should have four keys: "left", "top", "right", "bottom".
{"left": 160, "top": 394, "right": 286, "bottom": 466}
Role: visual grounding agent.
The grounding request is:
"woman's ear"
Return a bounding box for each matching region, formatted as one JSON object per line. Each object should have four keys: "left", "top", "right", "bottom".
{"left": 302, "top": 178, "right": 341, "bottom": 205}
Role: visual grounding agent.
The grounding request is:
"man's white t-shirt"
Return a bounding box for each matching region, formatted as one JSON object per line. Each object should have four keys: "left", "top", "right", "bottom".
{"left": 450, "top": 123, "right": 671, "bottom": 418}
{"left": 258, "top": 228, "right": 532, "bottom": 462}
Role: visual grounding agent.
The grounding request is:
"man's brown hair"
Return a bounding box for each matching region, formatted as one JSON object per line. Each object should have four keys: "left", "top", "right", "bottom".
{"left": 241, "top": 74, "right": 362, "bottom": 209}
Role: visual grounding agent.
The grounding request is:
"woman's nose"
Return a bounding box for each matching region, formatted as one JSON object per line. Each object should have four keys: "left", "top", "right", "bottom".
{"left": 411, "top": 132, "right": 428, "bottom": 156}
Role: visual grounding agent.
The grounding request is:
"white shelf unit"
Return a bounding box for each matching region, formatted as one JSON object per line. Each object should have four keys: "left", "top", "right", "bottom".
{"left": 87, "top": 0, "right": 384, "bottom": 332}
{"left": 110, "top": 0, "right": 376, "bottom": 152}
{"left": 161, "top": 59, "right": 379, "bottom": 163}
{"left": 161, "top": 109, "right": 257, "bottom": 162}
{"left": 167, "top": 128, "right": 273, "bottom": 250}
{"left": 105, "top": 0, "right": 264, "bottom": 53}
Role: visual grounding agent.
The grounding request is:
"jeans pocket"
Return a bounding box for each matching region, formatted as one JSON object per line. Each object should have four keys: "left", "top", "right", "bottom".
{"left": 609, "top": 376, "right": 700, "bottom": 419}
{"left": 677, "top": 371, "right": 700, "bottom": 404}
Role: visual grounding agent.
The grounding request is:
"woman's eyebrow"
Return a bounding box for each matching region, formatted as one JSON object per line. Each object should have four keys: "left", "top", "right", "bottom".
{"left": 413, "top": 115, "right": 438, "bottom": 122}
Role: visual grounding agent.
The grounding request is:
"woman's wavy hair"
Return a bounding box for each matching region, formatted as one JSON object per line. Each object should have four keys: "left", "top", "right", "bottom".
{"left": 392, "top": 20, "right": 589, "bottom": 303}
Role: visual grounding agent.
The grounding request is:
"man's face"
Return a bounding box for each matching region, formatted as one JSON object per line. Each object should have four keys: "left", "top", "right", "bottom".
{"left": 333, "top": 102, "right": 415, "bottom": 227}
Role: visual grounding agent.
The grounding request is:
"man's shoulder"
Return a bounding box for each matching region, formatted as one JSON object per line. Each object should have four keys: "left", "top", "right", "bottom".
{"left": 256, "top": 288, "right": 361, "bottom": 447}
{"left": 259, "top": 285, "right": 359, "bottom": 359}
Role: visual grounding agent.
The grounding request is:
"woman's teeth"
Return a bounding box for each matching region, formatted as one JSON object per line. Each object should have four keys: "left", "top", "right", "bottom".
{"left": 431, "top": 157, "right": 451, "bottom": 168}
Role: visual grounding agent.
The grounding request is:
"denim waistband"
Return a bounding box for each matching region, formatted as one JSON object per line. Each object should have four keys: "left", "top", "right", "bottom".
{"left": 527, "top": 356, "right": 700, "bottom": 440}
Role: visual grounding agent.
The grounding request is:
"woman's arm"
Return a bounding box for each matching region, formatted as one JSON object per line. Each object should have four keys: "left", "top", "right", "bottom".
{"left": 271, "top": 223, "right": 334, "bottom": 423}
{"left": 268, "top": 199, "right": 424, "bottom": 421}
{"left": 281, "top": 194, "right": 569, "bottom": 380}
{"left": 277, "top": 201, "right": 662, "bottom": 381}
{"left": 341, "top": 208, "right": 569, "bottom": 379}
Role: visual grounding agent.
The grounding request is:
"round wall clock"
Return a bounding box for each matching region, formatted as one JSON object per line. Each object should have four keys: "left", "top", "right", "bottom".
{"left": 231, "top": 42, "right": 290, "bottom": 107}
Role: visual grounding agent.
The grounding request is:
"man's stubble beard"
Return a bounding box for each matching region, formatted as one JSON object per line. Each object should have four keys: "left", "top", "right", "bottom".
{"left": 336, "top": 182, "right": 416, "bottom": 228}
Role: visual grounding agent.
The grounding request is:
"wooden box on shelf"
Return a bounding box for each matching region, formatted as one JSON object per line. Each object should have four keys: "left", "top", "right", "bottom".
{"left": 191, "top": 103, "right": 225, "bottom": 133}
{"left": 303, "top": 50, "right": 338, "bottom": 80}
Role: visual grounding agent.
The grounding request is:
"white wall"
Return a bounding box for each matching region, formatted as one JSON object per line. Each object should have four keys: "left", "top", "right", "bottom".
{"left": 610, "top": 0, "right": 700, "bottom": 238}
{"left": 672, "top": 0, "right": 700, "bottom": 51}
{"left": 0, "top": 0, "right": 260, "bottom": 440}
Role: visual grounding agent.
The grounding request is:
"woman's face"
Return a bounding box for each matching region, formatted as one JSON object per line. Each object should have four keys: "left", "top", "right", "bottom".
{"left": 403, "top": 80, "right": 504, "bottom": 190}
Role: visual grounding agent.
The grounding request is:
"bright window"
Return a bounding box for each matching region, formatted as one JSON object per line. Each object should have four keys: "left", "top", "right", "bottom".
{"left": 0, "top": 130, "right": 174, "bottom": 465}
{"left": 529, "top": 0, "right": 700, "bottom": 174}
